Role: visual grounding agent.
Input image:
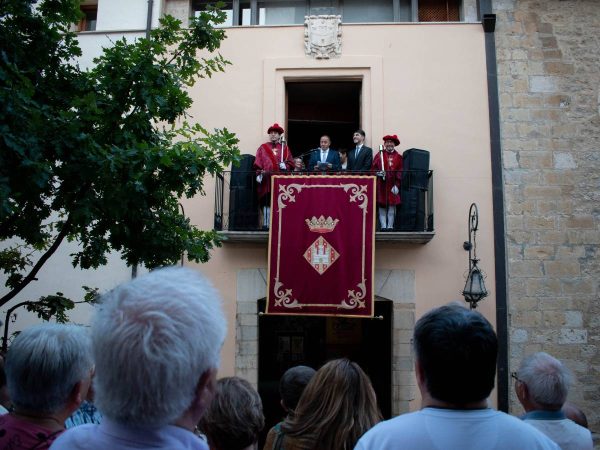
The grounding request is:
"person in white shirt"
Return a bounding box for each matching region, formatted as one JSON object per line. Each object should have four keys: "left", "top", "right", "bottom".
{"left": 514, "top": 352, "right": 593, "bottom": 450}
{"left": 355, "top": 303, "right": 560, "bottom": 450}
{"left": 339, "top": 149, "right": 348, "bottom": 171}
{"left": 308, "top": 135, "right": 341, "bottom": 171}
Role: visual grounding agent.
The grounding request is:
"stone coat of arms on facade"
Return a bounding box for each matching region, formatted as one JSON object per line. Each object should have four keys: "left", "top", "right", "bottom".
{"left": 304, "top": 15, "right": 342, "bottom": 59}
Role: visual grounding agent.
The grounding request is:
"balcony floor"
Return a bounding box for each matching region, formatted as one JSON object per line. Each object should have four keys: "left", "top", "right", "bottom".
{"left": 218, "top": 230, "right": 435, "bottom": 244}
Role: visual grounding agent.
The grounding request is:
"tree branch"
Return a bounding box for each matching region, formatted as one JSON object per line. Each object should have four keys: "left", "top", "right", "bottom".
{"left": 0, "top": 216, "right": 73, "bottom": 309}
{"left": 2, "top": 300, "right": 31, "bottom": 354}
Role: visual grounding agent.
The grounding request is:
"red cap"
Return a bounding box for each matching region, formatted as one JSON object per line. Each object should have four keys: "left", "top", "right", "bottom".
{"left": 268, "top": 123, "right": 284, "bottom": 134}
{"left": 383, "top": 134, "right": 400, "bottom": 146}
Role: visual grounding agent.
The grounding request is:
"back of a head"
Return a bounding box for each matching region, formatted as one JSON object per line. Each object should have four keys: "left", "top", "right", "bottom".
{"left": 285, "top": 358, "right": 381, "bottom": 450}
{"left": 414, "top": 303, "right": 498, "bottom": 405}
{"left": 562, "top": 401, "right": 588, "bottom": 428}
{"left": 279, "top": 365, "right": 316, "bottom": 412}
{"left": 199, "top": 377, "right": 264, "bottom": 450}
{"left": 5, "top": 323, "right": 92, "bottom": 415}
{"left": 518, "top": 352, "right": 572, "bottom": 410}
{"left": 92, "top": 267, "right": 226, "bottom": 427}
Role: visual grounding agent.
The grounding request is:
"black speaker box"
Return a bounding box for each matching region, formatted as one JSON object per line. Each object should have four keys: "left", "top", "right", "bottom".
{"left": 228, "top": 155, "right": 259, "bottom": 230}
{"left": 230, "top": 154, "right": 256, "bottom": 188}
{"left": 397, "top": 187, "right": 426, "bottom": 232}
{"left": 402, "top": 148, "right": 430, "bottom": 190}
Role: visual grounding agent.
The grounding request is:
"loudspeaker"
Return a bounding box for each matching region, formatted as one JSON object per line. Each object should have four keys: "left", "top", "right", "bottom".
{"left": 397, "top": 187, "right": 426, "bottom": 232}
{"left": 228, "top": 155, "right": 259, "bottom": 230}
{"left": 230, "top": 154, "right": 256, "bottom": 188}
{"left": 402, "top": 148, "right": 430, "bottom": 190}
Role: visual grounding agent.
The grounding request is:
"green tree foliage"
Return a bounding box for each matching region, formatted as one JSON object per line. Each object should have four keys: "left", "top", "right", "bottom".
{"left": 0, "top": 1, "right": 240, "bottom": 314}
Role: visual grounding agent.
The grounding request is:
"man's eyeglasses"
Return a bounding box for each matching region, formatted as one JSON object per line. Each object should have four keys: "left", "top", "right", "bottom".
{"left": 510, "top": 371, "right": 523, "bottom": 383}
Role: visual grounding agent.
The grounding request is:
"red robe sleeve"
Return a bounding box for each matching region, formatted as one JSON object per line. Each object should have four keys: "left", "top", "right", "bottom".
{"left": 371, "top": 151, "right": 402, "bottom": 206}
{"left": 253, "top": 143, "right": 294, "bottom": 200}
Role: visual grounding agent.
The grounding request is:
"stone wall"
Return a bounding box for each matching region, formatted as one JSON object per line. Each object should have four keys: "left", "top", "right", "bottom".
{"left": 494, "top": 0, "right": 600, "bottom": 434}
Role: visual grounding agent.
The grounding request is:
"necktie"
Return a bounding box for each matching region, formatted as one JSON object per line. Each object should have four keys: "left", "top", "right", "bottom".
{"left": 321, "top": 151, "right": 326, "bottom": 163}
{"left": 355, "top": 146, "right": 360, "bottom": 158}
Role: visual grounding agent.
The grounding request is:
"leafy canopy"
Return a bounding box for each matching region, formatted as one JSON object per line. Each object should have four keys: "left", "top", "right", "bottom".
{"left": 0, "top": 0, "right": 240, "bottom": 310}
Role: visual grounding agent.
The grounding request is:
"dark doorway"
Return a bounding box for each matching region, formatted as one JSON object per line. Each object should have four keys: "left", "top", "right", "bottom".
{"left": 257, "top": 300, "right": 392, "bottom": 446}
{"left": 286, "top": 81, "right": 361, "bottom": 158}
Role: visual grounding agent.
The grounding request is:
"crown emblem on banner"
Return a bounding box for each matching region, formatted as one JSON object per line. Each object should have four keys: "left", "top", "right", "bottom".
{"left": 305, "top": 216, "right": 339, "bottom": 233}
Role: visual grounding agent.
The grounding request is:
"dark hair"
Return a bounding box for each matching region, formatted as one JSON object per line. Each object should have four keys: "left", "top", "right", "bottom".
{"left": 282, "top": 359, "right": 381, "bottom": 450}
{"left": 199, "top": 377, "right": 264, "bottom": 450}
{"left": 414, "top": 303, "right": 498, "bottom": 405}
{"left": 280, "top": 365, "right": 316, "bottom": 412}
{"left": 355, "top": 129, "right": 366, "bottom": 137}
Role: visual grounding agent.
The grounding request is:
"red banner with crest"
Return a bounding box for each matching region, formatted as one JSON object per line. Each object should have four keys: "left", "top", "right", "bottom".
{"left": 266, "top": 175, "right": 375, "bottom": 317}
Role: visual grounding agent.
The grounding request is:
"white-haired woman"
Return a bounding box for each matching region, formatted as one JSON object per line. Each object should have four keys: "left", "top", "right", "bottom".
{"left": 0, "top": 324, "right": 93, "bottom": 449}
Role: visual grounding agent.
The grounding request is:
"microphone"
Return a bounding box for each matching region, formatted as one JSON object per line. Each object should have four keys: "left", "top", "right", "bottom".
{"left": 297, "top": 148, "right": 321, "bottom": 159}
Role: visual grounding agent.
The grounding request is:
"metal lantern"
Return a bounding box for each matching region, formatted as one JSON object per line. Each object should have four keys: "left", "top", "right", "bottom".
{"left": 462, "top": 203, "right": 488, "bottom": 309}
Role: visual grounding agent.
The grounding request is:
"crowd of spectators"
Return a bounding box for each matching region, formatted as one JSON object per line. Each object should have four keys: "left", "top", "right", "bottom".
{"left": 0, "top": 268, "right": 593, "bottom": 450}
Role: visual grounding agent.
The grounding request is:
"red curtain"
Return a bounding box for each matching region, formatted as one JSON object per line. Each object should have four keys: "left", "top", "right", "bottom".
{"left": 267, "top": 175, "right": 375, "bottom": 318}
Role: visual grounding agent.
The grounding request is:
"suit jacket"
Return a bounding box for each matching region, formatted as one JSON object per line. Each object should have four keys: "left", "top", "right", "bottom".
{"left": 308, "top": 148, "right": 342, "bottom": 172}
{"left": 347, "top": 145, "right": 373, "bottom": 172}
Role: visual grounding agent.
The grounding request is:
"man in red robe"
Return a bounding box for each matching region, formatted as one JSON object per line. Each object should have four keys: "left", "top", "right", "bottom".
{"left": 253, "top": 123, "right": 293, "bottom": 229}
{"left": 371, "top": 134, "right": 403, "bottom": 230}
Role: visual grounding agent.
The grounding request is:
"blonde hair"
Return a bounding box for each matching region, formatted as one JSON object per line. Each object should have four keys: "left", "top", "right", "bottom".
{"left": 282, "top": 358, "right": 381, "bottom": 450}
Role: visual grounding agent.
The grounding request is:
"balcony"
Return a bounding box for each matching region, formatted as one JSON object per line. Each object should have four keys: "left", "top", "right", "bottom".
{"left": 214, "top": 169, "right": 434, "bottom": 244}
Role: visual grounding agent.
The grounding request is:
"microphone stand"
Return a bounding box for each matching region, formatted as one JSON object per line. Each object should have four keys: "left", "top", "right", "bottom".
{"left": 297, "top": 148, "right": 320, "bottom": 160}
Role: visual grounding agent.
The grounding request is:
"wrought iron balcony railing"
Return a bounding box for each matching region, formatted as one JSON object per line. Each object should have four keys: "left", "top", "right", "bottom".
{"left": 214, "top": 169, "right": 434, "bottom": 243}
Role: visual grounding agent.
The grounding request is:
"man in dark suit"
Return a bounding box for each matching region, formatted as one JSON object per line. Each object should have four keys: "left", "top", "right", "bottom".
{"left": 347, "top": 129, "right": 373, "bottom": 172}
{"left": 308, "top": 135, "right": 341, "bottom": 171}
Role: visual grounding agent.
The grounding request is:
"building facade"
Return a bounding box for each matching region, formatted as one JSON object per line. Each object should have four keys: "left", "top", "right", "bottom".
{"left": 2, "top": 0, "right": 598, "bottom": 438}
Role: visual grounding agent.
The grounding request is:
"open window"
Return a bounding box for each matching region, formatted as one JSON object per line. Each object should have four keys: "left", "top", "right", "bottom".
{"left": 77, "top": 4, "right": 97, "bottom": 31}
{"left": 418, "top": 0, "right": 460, "bottom": 22}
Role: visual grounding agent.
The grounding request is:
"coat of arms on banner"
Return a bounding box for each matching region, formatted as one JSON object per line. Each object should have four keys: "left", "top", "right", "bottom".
{"left": 304, "top": 215, "right": 340, "bottom": 274}
{"left": 304, "top": 15, "right": 342, "bottom": 59}
{"left": 304, "top": 235, "right": 340, "bottom": 275}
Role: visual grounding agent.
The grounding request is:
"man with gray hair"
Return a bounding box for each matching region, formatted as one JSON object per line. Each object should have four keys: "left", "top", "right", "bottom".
{"left": 356, "top": 303, "right": 559, "bottom": 450}
{"left": 514, "top": 352, "right": 592, "bottom": 450}
{"left": 51, "top": 267, "right": 227, "bottom": 450}
{"left": 0, "top": 324, "right": 93, "bottom": 449}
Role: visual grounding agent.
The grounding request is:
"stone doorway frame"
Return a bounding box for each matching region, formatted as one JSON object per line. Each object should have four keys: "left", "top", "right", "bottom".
{"left": 235, "top": 268, "right": 416, "bottom": 415}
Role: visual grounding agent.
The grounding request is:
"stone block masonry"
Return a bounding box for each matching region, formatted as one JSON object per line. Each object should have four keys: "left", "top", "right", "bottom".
{"left": 494, "top": 0, "right": 600, "bottom": 438}
{"left": 234, "top": 269, "right": 417, "bottom": 416}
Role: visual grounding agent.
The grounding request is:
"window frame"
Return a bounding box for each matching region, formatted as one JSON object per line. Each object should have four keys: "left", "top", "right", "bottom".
{"left": 190, "top": 0, "right": 464, "bottom": 26}
{"left": 78, "top": 4, "right": 98, "bottom": 32}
